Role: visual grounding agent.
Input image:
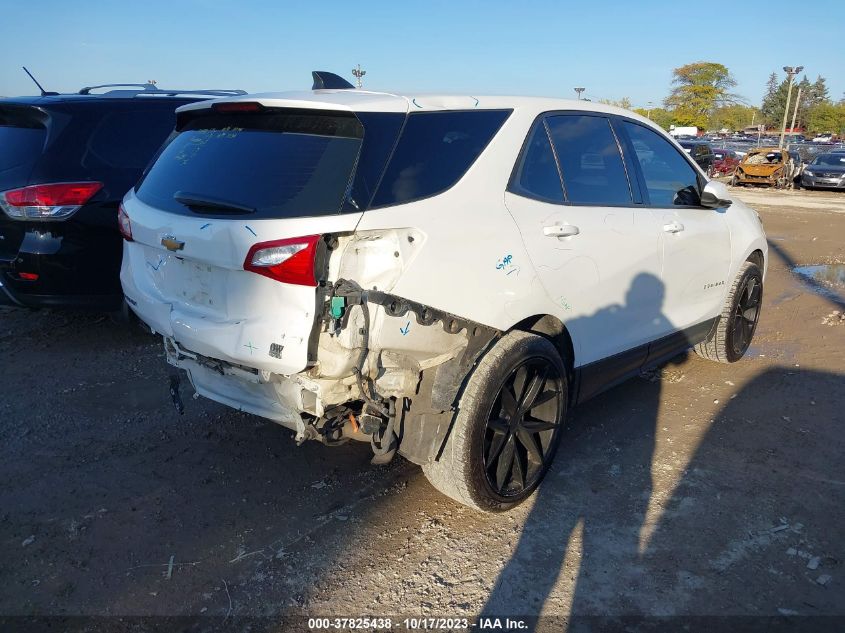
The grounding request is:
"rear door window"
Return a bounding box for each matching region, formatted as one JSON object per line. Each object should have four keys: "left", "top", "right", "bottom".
{"left": 136, "top": 109, "right": 366, "bottom": 219}
{"left": 545, "top": 114, "right": 632, "bottom": 205}
{"left": 370, "top": 110, "right": 510, "bottom": 207}
{"left": 622, "top": 122, "right": 701, "bottom": 207}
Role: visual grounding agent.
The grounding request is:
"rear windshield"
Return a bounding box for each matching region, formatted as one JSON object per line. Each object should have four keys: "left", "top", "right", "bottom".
{"left": 136, "top": 110, "right": 367, "bottom": 219}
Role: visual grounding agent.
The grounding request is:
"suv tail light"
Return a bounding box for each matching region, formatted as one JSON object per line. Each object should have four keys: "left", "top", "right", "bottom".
{"left": 244, "top": 235, "right": 321, "bottom": 286}
{"left": 0, "top": 182, "right": 103, "bottom": 221}
{"left": 117, "top": 204, "right": 133, "bottom": 241}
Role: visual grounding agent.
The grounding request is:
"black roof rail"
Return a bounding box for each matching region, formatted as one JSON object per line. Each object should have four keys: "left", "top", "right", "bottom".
{"left": 78, "top": 84, "right": 247, "bottom": 97}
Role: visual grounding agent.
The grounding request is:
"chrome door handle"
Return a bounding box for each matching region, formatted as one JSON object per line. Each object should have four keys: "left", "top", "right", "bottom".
{"left": 663, "top": 221, "right": 685, "bottom": 233}
{"left": 543, "top": 224, "right": 580, "bottom": 237}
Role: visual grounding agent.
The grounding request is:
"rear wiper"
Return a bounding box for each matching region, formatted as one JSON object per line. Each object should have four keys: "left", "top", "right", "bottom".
{"left": 173, "top": 192, "right": 255, "bottom": 214}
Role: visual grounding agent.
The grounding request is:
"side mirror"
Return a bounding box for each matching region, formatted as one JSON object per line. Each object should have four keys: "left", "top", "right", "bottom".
{"left": 700, "top": 180, "right": 733, "bottom": 209}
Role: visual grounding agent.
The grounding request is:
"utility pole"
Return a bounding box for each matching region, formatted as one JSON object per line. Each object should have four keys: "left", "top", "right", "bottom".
{"left": 574, "top": 87, "right": 585, "bottom": 100}
{"left": 646, "top": 101, "right": 654, "bottom": 120}
{"left": 779, "top": 65, "right": 803, "bottom": 149}
{"left": 352, "top": 64, "right": 366, "bottom": 89}
{"left": 788, "top": 86, "right": 803, "bottom": 144}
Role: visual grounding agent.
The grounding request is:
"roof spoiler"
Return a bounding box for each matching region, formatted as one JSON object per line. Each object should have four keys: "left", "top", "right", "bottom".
{"left": 311, "top": 71, "right": 354, "bottom": 90}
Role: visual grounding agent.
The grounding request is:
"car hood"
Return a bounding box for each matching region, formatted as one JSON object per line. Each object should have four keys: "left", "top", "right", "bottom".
{"left": 740, "top": 163, "right": 784, "bottom": 175}
{"left": 808, "top": 165, "right": 845, "bottom": 174}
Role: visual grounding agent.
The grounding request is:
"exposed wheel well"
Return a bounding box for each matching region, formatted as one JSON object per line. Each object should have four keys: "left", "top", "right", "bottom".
{"left": 510, "top": 314, "right": 575, "bottom": 381}
{"left": 747, "top": 249, "right": 764, "bottom": 269}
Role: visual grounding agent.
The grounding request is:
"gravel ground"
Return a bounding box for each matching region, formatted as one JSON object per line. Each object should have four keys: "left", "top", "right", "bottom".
{"left": 1, "top": 189, "right": 843, "bottom": 631}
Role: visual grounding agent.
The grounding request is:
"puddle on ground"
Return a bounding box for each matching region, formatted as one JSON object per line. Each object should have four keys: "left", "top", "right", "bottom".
{"left": 792, "top": 264, "right": 845, "bottom": 301}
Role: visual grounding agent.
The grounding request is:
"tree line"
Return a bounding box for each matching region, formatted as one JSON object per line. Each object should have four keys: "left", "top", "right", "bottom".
{"left": 603, "top": 62, "right": 845, "bottom": 135}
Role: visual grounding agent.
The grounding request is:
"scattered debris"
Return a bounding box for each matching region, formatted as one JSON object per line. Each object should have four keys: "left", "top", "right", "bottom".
{"left": 816, "top": 574, "right": 832, "bottom": 586}
{"left": 822, "top": 311, "right": 844, "bottom": 326}
{"left": 787, "top": 548, "right": 797, "bottom": 556}
{"left": 778, "top": 608, "right": 800, "bottom": 616}
{"left": 165, "top": 555, "right": 174, "bottom": 580}
{"left": 807, "top": 556, "right": 821, "bottom": 570}
{"left": 21, "top": 535, "right": 35, "bottom": 547}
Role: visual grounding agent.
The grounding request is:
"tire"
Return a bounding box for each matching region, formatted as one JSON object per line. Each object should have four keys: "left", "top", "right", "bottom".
{"left": 695, "top": 260, "right": 763, "bottom": 364}
{"left": 422, "top": 331, "right": 568, "bottom": 512}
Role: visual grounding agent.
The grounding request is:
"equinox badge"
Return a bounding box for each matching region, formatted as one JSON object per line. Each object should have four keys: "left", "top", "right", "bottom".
{"left": 161, "top": 235, "right": 185, "bottom": 252}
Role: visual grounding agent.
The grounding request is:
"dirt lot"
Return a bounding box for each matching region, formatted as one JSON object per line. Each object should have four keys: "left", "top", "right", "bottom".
{"left": 1, "top": 188, "right": 844, "bottom": 631}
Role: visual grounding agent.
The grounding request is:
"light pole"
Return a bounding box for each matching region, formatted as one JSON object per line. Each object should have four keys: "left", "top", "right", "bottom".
{"left": 574, "top": 87, "right": 585, "bottom": 100}
{"left": 352, "top": 64, "right": 366, "bottom": 89}
{"left": 779, "top": 65, "right": 803, "bottom": 149}
{"left": 788, "top": 86, "right": 803, "bottom": 144}
{"left": 646, "top": 101, "right": 654, "bottom": 120}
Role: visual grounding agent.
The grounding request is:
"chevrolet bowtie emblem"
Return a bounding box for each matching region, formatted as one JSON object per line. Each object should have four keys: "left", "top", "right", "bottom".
{"left": 161, "top": 235, "right": 185, "bottom": 252}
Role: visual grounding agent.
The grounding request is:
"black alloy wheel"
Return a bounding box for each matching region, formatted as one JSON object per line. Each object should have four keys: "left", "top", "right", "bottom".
{"left": 731, "top": 274, "right": 762, "bottom": 357}
{"left": 481, "top": 358, "right": 564, "bottom": 497}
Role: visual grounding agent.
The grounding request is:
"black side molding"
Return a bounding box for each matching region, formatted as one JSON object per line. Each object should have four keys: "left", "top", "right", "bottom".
{"left": 311, "top": 71, "right": 355, "bottom": 90}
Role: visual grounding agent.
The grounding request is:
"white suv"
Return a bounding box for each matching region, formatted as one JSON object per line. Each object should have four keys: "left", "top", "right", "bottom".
{"left": 120, "top": 72, "right": 767, "bottom": 511}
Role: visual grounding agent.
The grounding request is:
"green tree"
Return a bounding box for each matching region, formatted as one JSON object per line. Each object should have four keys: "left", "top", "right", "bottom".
{"left": 664, "top": 62, "right": 740, "bottom": 130}
{"left": 709, "top": 105, "right": 759, "bottom": 132}
{"left": 806, "top": 103, "right": 845, "bottom": 135}
{"left": 761, "top": 73, "right": 818, "bottom": 131}
{"left": 632, "top": 107, "right": 674, "bottom": 131}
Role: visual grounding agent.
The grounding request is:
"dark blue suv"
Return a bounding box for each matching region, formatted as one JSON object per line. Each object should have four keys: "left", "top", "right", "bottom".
{"left": 0, "top": 83, "right": 244, "bottom": 310}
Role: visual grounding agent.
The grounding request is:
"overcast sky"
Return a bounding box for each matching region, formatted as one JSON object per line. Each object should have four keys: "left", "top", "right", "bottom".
{"left": 1, "top": 0, "right": 843, "bottom": 108}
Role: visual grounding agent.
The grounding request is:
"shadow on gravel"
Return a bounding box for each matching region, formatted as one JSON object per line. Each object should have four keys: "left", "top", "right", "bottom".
{"left": 480, "top": 362, "right": 845, "bottom": 629}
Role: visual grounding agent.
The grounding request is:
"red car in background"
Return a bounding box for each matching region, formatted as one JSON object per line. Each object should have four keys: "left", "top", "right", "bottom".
{"left": 712, "top": 148, "right": 741, "bottom": 176}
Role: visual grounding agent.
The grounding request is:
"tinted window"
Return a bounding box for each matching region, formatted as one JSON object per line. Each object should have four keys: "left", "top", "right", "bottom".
{"left": 546, "top": 115, "right": 632, "bottom": 205}
{"left": 343, "top": 112, "right": 405, "bottom": 211}
{"left": 84, "top": 109, "right": 176, "bottom": 170}
{"left": 136, "top": 110, "right": 365, "bottom": 219}
{"left": 371, "top": 110, "right": 510, "bottom": 207}
{"left": 509, "top": 121, "right": 563, "bottom": 202}
{"left": 623, "top": 122, "right": 700, "bottom": 206}
{"left": 0, "top": 107, "right": 48, "bottom": 189}
{"left": 0, "top": 126, "right": 46, "bottom": 172}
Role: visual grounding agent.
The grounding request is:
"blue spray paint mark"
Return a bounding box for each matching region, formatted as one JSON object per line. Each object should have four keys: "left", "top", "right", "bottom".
{"left": 244, "top": 225, "right": 257, "bottom": 237}
{"left": 200, "top": 223, "right": 211, "bottom": 230}
{"left": 400, "top": 321, "right": 411, "bottom": 336}
{"left": 146, "top": 257, "right": 164, "bottom": 271}
{"left": 471, "top": 96, "right": 479, "bottom": 108}
{"left": 243, "top": 341, "right": 258, "bottom": 355}
{"left": 412, "top": 98, "right": 422, "bottom": 109}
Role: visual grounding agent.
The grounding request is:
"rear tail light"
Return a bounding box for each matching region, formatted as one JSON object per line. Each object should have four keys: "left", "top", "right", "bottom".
{"left": 16, "top": 272, "right": 39, "bottom": 281}
{"left": 244, "top": 235, "right": 321, "bottom": 286}
{"left": 0, "top": 182, "right": 103, "bottom": 221}
{"left": 117, "top": 204, "right": 133, "bottom": 241}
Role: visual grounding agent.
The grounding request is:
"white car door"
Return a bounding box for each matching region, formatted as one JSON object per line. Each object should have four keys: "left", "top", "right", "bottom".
{"left": 620, "top": 121, "right": 732, "bottom": 333}
{"left": 504, "top": 114, "right": 666, "bottom": 369}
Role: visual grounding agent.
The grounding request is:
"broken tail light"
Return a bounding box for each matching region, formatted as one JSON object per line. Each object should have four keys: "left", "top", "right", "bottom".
{"left": 0, "top": 182, "right": 103, "bottom": 221}
{"left": 117, "top": 204, "right": 133, "bottom": 241}
{"left": 243, "top": 235, "right": 321, "bottom": 286}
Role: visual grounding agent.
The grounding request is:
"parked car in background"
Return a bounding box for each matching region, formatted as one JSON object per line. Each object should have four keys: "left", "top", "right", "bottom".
{"left": 801, "top": 153, "right": 845, "bottom": 190}
{"left": 0, "top": 83, "right": 245, "bottom": 309}
{"left": 812, "top": 134, "right": 833, "bottom": 143}
{"left": 120, "top": 72, "right": 767, "bottom": 512}
{"left": 712, "top": 148, "right": 741, "bottom": 176}
{"left": 678, "top": 140, "right": 715, "bottom": 175}
{"left": 732, "top": 147, "right": 799, "bottom": 188}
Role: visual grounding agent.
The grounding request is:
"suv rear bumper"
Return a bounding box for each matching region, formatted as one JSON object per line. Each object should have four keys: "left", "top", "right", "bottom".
{"left": 0, "top": 206, "right": 124, "bottom": 311}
